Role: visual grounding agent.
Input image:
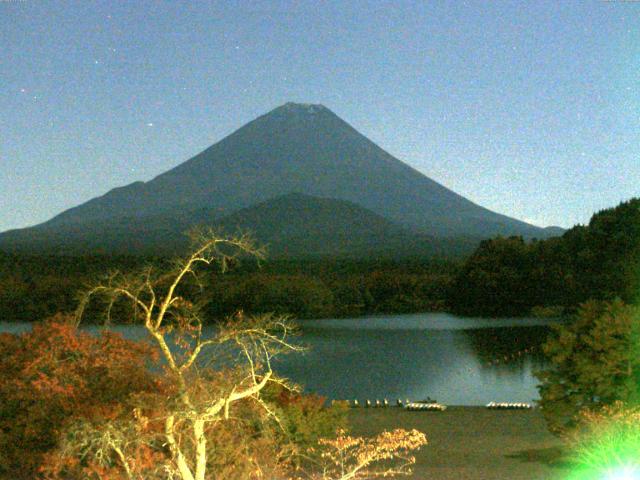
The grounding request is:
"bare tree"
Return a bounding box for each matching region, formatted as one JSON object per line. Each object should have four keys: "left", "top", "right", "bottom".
{"left": 75, "top": 228, "right": 302, "bottom": 480}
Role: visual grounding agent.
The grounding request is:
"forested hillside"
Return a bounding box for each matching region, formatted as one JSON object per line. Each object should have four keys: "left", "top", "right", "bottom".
{"left": 448, "top": 198, "right": 640, "bottom": 316}
{"left": 0, "top": 253, "right": 459, "bottom": 322}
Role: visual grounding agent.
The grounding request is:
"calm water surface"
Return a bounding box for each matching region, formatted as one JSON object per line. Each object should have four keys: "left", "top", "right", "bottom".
{"left": 0, "top": 313, "right": 559, "bottom": 406}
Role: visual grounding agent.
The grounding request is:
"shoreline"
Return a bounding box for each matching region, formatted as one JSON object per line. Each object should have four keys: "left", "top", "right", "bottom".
{"left": 348, "top": 406, "right": 570, "bottom": 480}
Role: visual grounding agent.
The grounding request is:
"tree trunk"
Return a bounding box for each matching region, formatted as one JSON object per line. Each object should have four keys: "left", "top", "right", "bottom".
{"left": 194, "top": 418, "right": 207, "bottom": 480}
{"left": 165, "top": 415, "right": 195, "bottom": 480}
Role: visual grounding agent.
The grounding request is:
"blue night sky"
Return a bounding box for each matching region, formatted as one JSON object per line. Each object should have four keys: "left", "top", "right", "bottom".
{"left": 2, "top": 0, "right": 638, "bottom": 232}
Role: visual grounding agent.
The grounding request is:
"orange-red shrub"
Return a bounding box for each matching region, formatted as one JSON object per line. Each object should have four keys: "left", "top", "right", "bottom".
{"left": 0, "top": 315, "right": 161, "bottom": 479}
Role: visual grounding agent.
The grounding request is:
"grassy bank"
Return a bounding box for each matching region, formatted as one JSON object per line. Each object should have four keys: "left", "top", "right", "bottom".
{"left": 348, "top": 406, "right": 571, "bottom": 480}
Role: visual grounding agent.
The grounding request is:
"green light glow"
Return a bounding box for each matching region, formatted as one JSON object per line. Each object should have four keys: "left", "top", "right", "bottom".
{"left": 567, "top": 463, "right": 640, "bottom": 480}
{"left": 603, "top": 466, "right": 640, "bottom": 480}
{"left": 563, "top": 401, "right": 640, "bottom": 480}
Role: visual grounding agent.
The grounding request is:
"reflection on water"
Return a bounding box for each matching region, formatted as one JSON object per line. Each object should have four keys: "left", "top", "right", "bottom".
{"left": 0, "top": 313, "right": 560, "bottom": 406}
{"left": 273, "top": 314, "right": 558, "bottom": 406}
{"left": 462, "top": 326, "right": 549, "bottom": 372}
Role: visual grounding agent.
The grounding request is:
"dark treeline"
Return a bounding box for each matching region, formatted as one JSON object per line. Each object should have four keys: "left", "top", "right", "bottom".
{"left": 0, "top": 254, "right": 152, "bottom": 322}
{"left": 449, "top": 198, "right": 640, "bottom": 316}
{"left": 205, "top": 257, "right": 459, "bottom": 319}
{"left": 2, "top": 198, "right": 637, "bottom": 322}
{"left": 0, "top": 251, "right": 461, "bottom": 322}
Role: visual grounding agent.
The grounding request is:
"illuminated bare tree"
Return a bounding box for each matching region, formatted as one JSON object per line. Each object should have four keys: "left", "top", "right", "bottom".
{"left": 75, "top": 229, "right": 302, "bottom": 480}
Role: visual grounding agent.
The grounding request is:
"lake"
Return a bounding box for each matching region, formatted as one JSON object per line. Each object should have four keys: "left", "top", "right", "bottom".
{"left": 0, "top": 313, "right": 559, "bottom": 406}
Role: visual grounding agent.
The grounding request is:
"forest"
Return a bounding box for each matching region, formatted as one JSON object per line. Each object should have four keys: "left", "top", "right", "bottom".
{"left": 449, "top": 198, "right": 640, "bottom": 316}
{"left": 1, "top": 198, "right": 638, "bottom": 323}
{"left": 0, "top": 253, "right": 458, "bottom": 323}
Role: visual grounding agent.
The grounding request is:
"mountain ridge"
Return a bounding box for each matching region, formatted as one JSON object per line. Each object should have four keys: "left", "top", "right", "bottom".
{"left": 0, "top": 193, "right": 479, "bottom": 257}
{"left": 0, "top": 102, "right": 562, "bottom": 256}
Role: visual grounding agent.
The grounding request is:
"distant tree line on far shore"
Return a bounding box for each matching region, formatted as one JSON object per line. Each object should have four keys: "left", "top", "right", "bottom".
{"left": 0, "top": 254, "right": 458, "bottom": 322}
{"left": 0, "top": 198, "right": 637, "bottom": 322}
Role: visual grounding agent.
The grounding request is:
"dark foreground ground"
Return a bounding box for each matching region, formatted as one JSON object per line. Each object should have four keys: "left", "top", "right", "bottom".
{"left": 348, "top": 407, "right": 571, "bottom": 480}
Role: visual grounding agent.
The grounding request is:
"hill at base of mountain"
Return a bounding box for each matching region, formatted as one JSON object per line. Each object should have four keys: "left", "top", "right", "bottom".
{"left": 215, "top": 193, "right": 480, "bottom": 258}
{"left": 0, "top": 193, "right": 479, "bottom": 258}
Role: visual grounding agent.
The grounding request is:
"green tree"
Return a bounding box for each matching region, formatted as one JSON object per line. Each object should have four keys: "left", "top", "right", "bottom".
{"left": 535, "top": 300, "right": 640, "bottom": 434}
{"left": 448, "top": 236, "right": 536, "bottom": 316}
{"left": 448, "top": 198, "right": 640, "bottom": 317}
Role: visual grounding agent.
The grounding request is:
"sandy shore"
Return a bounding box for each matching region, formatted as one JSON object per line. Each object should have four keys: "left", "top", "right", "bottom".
{"left": 347, "top": 406, "right": 571, "bottom": 480}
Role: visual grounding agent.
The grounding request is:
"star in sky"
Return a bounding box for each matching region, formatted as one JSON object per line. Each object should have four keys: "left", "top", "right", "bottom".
{"left": 1, "top": 0, "right": 638, "bottom": 233}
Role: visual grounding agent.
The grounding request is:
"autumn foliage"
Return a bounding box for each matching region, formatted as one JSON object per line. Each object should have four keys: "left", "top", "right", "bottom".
{"left": 0, "top": 232, "right": 427, "bottom": 479}
{"left": 0, "top": 314, "right": 162, "bottom": 479}
{"left": 310, "top": 428, "right": 427, "bottom": 479}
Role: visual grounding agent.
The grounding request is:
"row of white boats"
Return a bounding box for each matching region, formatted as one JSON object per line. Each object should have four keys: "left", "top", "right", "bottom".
{"left": 342, "top": 399, "right": 533, "bottom": 411}
{"left": 485, "top": 402, "right": 533, "bottom": 410}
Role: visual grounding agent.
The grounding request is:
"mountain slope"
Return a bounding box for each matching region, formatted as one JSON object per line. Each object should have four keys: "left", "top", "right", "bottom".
{"left": 0, "top": 193, "right": 478, "bottom": 257}
{"left": 215, "top": 193, "right": 478, "bottom": 258}
{"left": 0, "top": 102, "right": 561, "bottom": 255}
{"left": 37, "top": 103, "right": 552, "bottom": 237}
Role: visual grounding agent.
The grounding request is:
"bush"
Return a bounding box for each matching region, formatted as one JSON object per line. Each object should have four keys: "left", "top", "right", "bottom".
{"left": 268, "top": 386, "right": 348, "bottom": 464}
{"left": 0, "top": 315, "right": 160, "bottom": 479}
